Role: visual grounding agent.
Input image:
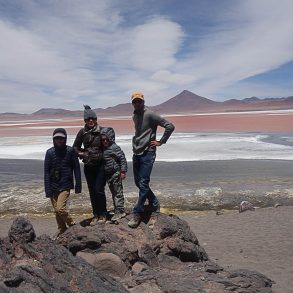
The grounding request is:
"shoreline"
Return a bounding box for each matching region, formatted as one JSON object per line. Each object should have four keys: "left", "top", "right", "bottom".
{"left": 1, "top": 158, "right": 293, "bottom": 215}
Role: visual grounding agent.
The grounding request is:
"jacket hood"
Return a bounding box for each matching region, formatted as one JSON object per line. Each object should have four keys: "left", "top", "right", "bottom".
{"left": 100, "top": 127, "right": 115, "bottom": 143}
{"left": 53, "top": 128, "right": 67, "bottom": 146}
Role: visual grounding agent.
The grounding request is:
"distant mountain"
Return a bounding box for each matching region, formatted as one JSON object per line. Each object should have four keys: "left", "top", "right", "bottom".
{"left": 33, "top": 108, "right": 75, "bottom": 116}
{"left": 242, "top": 96, "right": 261, "bottom": 103}
{"left": 96, "top": 103, "right": 132, "bottom": 116}
{"left": 152, "top": 90, "right": 219, "bottom": 113}
{"left": 1, "top": 90, "right": 293, "bottom": 120}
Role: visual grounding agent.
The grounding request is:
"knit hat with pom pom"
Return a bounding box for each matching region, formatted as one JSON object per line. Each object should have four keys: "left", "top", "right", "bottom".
{"left": 83, "top": 105, "right": 97, "bottom": 120}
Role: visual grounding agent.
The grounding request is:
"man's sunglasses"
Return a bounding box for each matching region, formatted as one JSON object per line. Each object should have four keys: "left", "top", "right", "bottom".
{"left": 132, "top": 99, "right": 143, "bottom": 104}
{"left": 85, "top": 117, "right": 97, "bottom": 121}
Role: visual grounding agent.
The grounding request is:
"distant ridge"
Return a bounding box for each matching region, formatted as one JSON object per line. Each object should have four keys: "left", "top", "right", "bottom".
{"left": 1, "top": 90, "right": 293, "bottom": 120}
{"left": 33, "top": 108, "right": 74, "bottom": 115}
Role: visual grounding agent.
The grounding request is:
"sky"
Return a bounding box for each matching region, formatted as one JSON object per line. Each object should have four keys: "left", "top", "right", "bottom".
{"left": 1, "top": 0, "right": 293, "bottom": 114}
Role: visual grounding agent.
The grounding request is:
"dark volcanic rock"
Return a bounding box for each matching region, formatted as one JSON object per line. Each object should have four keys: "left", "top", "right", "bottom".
{"left": 0, "top": 214, "right": 274, "bottom": 293}
{"left": 8, "top": 217, "right": 36, "bottom": 244}
{"left": 58, "top": 213, "right": 208, "bottom": 266}
{"left": 0, "top": 225, "right": 128, "bottom": 292}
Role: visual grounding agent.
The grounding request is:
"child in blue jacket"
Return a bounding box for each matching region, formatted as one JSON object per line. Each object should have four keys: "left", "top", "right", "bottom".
{"left": 44, "top": 128, "right": 81, "bottom": 239}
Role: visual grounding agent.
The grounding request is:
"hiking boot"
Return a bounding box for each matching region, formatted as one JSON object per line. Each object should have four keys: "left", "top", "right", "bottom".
{"left": 97, "top": 215, "right": 107, "bottom": 223}
{"left": 144, "top": 203, "right": 160, "bottom": 213}
{"left": 52, "top": 229, "right": 67, "bottom": 240}
{"left": 90, "top": 216, "right": 99, "bottom": 226}
{"left": 111, "top": 211, "right": 126, "bottom": 222}
{"left": 128, "top": 214, "right": 141, "bottom": 229}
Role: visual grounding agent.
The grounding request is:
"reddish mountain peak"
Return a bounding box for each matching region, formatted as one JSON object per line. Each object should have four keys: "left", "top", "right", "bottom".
{"left": 152, "top": 90, "right": 219, "bottom": 114}
{"left": 165, "top": 90, "right": 216, "bottom": 105}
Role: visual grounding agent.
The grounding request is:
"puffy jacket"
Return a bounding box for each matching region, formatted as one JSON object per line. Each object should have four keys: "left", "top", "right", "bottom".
{"left": 101, "top": 127, "right": 127, "bottom": 176}
{"left": 73, "top": 124, "right": 104, "bottom": 166}
{"left": 44, "top": 129, "right": 81, "bottom": 197}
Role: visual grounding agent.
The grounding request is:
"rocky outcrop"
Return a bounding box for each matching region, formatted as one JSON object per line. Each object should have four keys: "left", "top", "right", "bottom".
{"left": 0, "top": 217, "right": 127, "bottom": 292}
{"left": 0, "top": 215, "right": 273, "bottom": 292}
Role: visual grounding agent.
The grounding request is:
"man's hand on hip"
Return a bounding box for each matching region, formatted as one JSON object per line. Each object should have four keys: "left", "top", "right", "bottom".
{"left": 150, "top": 140, "right": 162, "bottom": 147}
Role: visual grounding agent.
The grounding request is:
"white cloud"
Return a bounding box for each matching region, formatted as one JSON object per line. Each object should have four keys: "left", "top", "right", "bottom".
{"left": 127, "top": 18, "right": 184, "bottom": 71}
{"left": 178, "top": 0, "right": 293, "bottom": 99}
{"left": 0, "top": 0, "right": 293, "bottom": 113}
{"left": 151, "top": 70, "right": 194, "bottom": 85}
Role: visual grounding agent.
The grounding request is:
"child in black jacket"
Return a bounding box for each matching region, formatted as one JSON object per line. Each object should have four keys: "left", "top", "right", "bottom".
{"left": 44, "top": 128, "right": 81, "bottom": 239}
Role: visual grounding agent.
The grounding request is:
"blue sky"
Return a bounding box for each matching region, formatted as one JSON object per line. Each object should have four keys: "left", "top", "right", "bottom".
{"left": 1, "top": 0, "right": 293, "bottom": 113}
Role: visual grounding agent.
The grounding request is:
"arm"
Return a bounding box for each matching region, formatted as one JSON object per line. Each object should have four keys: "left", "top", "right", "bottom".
{"left": 72, "top": 150, "right": 82, "bottom": 193}
{"left": 44, "top": 150, "right": 52, "bottom": 197}
{"left": 150, "top": 113, "right": 175, "bottom": 147}
{"left": 72, "top": 128, "right": 85, "bottom": 158}
{"left": 114, "top": 145, "right": 128, "bottom": 179}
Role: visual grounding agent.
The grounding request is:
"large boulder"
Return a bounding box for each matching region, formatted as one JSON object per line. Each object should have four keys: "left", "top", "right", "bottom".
{"left": 0, "top": 214, "right": 273, "bottom": 292}
{"left": 58, "top": 213, "right": 208, "bottom": 266}
{"left": 0, "top": 219, "right": 128, "bottom": 292}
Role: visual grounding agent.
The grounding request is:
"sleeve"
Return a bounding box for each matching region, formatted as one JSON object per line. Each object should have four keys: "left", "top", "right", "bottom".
{"left": 72, "top": 150, "right": 82, "bottom": 193}
{"left": 115, "top": 145, "right": 128, "bottom": 173}
{"left": 152, "top": 112, "right": 175, "bottom": 144}
{"left": 44, "top": 150, "right": 52, "bottom": 197}
{"left": 72, "top": 128, "right": 84, "bottom": 153}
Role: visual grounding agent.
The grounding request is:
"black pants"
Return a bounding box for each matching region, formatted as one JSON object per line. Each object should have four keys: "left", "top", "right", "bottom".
{"left": 84, "top": 164, "right": 106, "bottom": 216}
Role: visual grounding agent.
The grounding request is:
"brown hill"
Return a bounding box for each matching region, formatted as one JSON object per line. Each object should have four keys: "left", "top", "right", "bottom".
{"left": 1, "top": 91, "right": 293, "bottom": 120}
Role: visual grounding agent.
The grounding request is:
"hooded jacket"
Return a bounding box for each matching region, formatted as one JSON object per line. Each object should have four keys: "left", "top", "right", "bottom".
{"left": 44, "top": 128, "right": 82, "bottom": 197}
{"left": 101, "top": 127, "right": 127, "bottom": 176}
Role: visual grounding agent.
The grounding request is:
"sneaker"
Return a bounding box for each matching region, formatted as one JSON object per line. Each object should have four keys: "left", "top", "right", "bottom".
{"left": 128, "top": 214, "right": 141, "bottom": 229}
{"left": 97, "top": 215, "right": 107, "bottom": 223}
{"left": 90, "top": 216, "right": 99, "bottom": 226}
{"left": 111, "top": 211, "right": 126, "bottom": 222}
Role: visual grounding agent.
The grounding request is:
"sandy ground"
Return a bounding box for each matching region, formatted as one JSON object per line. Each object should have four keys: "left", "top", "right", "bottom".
{"left": 1, "top": 111, "right": 293, "bottom": 137}
{"left": 1, "top": 206, "right": 292, "bottom": 293}
{"left": 181, "top": 206, "right": 293, "bottom": 293}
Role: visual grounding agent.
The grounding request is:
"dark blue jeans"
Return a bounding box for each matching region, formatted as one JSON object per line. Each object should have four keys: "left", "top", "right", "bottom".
{"left": 84, "top": 164, "right": 107, "bottom": 217}
{"left": 132, "top": 151, "right": 159, "bottom": 214}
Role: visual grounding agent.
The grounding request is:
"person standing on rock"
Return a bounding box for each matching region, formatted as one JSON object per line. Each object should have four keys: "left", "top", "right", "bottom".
{"left": 100, "top": 127, "right": 127, "bottom": 221}
{"left": 44, "top": 128, "right": 81, "bottom": 239}
{"left": 128, "top": 92, "right": 175, "bottom": 228}
{"left": 73, "top": 105, "right": 107, "bottom": 225}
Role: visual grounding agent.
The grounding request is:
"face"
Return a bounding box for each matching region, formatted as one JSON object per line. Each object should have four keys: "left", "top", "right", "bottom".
{"left": 53, "top": 136, "right": 66, "bottom": 147}
{"left": 132, "top": 98, "right": 144, "bottom": 111}
{"left": 101, "top": 135, "right": 110, "bottom": 147}
{"left": 84, "top": 117, "right": 97, "bottom": 128}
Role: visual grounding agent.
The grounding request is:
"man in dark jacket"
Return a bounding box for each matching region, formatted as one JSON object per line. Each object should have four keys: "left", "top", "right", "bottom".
{"left": 44, "top": 128, "right": 81, "bottom": 239}
{"left": 128, "top": 92, "right": 175, "bottom": 228}
{"left": 73, "top": 105, "right": 107, "bottom": 225}
{"left": 101, "top": 127, "right": 127, "bottom": 221}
